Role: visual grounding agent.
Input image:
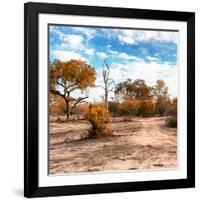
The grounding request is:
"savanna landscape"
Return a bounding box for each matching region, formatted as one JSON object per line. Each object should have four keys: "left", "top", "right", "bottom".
{"left": 49, "top": 25, "right": 178, "bottom": 174}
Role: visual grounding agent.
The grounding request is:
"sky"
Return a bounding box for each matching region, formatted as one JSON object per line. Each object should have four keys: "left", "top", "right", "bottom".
{"left": 49, "top": 25, "right": 178, "bottom": 102}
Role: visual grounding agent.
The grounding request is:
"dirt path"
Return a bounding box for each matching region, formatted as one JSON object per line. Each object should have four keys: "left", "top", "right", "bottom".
{"left": 49, "top": 117, "right": 177, "bottom": 174}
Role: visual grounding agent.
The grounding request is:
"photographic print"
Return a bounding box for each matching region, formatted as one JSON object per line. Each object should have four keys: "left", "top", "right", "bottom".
{"left": 48, "top": 25, "right": 178, "bottom": 175}
{"left": 25, "top": 3, "right": 195, "bottom": 197}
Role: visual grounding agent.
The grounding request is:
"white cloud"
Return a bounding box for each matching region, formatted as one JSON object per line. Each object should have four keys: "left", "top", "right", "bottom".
{"left": 61, "top": 34, "right": 84, "bottom": 50}
{"left": 70, "top": 27, "right": 96, "bottom": 40}
{"left": 49, "top": 26, "right": 56, "bottom": 32}
{"left": 146, "top": 56, "right": 159, "bottom": 61}
{"left": 118, "top": 34, "right": 135, "bottom": 44}
{"left": 87, "top": 60, "right": 178, "bottom": 102}
{"left": 109, "top": 61, "right": 178, "bottom": 97}
{"left": 87, "top": 68, "right": 108, "bottom": 102}
{"left": 85, "top": 48, "right": 94, "bottom": 56}
{"left": 50, "top": 50, "right": 87, "bottom": 62}
{"left": 50, "top": 26, "right": 96, "bottom": 52}
{"left": 50, "top": 28, "right": 67, "bottom": 41}
{"left": 55, "top": 58, "right": 178, "bottom": 102}
{"left": 111, "top": 51, "right": 143, "bottom": 62}
{"left": 96, "top": 52, "right": 107, "bottom": 59}
{"left": 50, "top": 27, "right": 85, "bottom": 49}
{"left": 111, "top": 29, "right": 178, "bottom": 45}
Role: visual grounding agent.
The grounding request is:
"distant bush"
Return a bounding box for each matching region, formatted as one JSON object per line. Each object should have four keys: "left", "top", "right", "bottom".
{"left": 49, "top": 98, "right": 66, "bottom": 114}
{"left": 121, "top": 95, "right": 140, "bottom": 116}
{"left": 166, "top": 117, "right": 177, "bottom": 128}
{"left": 108, "top": 96, "right": 139, "bottom": 117}
{"left": 71, "top": 103, "right": 89, "bottom": 115}
{"left": 166, "top": 98, "right": 177, "bottom": 116}
{"left": 109, "top": 101, "right": 122, "bottom": 116}
{"left": 109, "top": 98, "right": 155, "bottom": 117}
{"left": 84, "top": 104, "right": 111, "bottom": 138}
{"left": 137, "top": 100, "right": 155, "bottom": 117}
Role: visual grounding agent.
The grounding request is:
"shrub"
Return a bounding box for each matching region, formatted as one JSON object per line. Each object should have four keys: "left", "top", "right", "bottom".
{"left": 121, "top": 95, "right": 140, "bottom": 116}
{"left": 49, "top": 98, "right": 66, "bottom": 114}
{"left": 72, "top": 103, "right": 89, "bottom": 115}
{"left": 166, "top": 117, "right": 177, "bottom": 128}
{"left": 84, "top": 104, "right": 111, "bottom": 138}
{"left": 166, "top": 98, "right": 177, "bottom": 116}
{"left": 109, "top": 101, "right": 122, "bottom": 116}
{"left": 108, "top": 96, "right": 140, "bottom": 117}
{"left": 137, "top": 100, "right": 155, "bottom": 117}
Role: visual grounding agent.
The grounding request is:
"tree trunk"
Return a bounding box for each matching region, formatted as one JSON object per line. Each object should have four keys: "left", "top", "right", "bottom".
{"left": 66, "top": 100, "right": 69, "bottom": 119}
{"left": 105, "top": 89, "right": 108, "bottom": 110}
{"left": 64, "top": 92, "right": 70, "bottom": 120}
{"left": 102, "top": 61, "right": 111, "bottom": 111}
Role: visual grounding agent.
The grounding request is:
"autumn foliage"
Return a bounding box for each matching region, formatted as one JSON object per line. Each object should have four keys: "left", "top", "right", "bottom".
{"left": 109, "top": 79, "right": 177, "bottom": 119}
{"left": 49, "top": 59, "right": 177, "bottom": 131}
{"left": 84, "top": 104, "right": 111, "bottom": 138}
{"left": 49, "top": 59, "right": 96, "bottom": 119}
{"left": 49, "top": 97, "right": 66, "bottom": 114}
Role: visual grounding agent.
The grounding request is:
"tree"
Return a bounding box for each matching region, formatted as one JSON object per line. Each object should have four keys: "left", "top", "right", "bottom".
{"left": 98, "top": 60, "right": 115, "bottom": 110}
{"left": 137, "top": 99, "right": 155, "bottom": 117}
{"left": 115, "top": 79, "right": 152, "bottom": 100}
{"left": 49, "top": 59, "right": 96, "bottom": 119}
{"left": 131, "top": 79, "right": 153, "bottom": 100}
{"left": 165, "top": 97, "right": 177, "bottom": 127}
{"left": 120, "top": 94, "right": 140, "bottom": 116}
{"left": 114, "top": 78, "right": 132, "bottom": 99}
{"left": 114, "top": 79, "right": 153, "bottom": 116}
{"left": 153, "top": 80, "right": 170, "bottom": 115}
{"left": 166, "top": 97, "right": 177, "bottom": 116}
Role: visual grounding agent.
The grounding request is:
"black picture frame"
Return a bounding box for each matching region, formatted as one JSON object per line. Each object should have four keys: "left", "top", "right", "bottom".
{"left": 24, "top": 2, "right": 195, "bottom": 198}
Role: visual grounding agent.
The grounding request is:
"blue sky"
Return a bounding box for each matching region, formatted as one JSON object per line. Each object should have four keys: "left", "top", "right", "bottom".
{"left": 49, "top": 25, "right": 178, "bottom": 101}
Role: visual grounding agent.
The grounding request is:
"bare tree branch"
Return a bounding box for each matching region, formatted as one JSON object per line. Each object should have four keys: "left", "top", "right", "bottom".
{"left": 50, "top": 89, "right": 65, "bottom": 97}
{"left": 70, "top": 96, "right": 88, "bottom": 114}
{"left": 56, "top": 80, "right": 65, "bottom": 88}
{"left": 104, "top": 60, "right": 110, "bottom": 80}
{"left": 65, "top": 83, "right": 77, "bottom": 90}
{"left": 108, "top": 78, "right": 115, "bottom": 86}
{"left": 69, "top": 86, "right": 80, "bottom": 93}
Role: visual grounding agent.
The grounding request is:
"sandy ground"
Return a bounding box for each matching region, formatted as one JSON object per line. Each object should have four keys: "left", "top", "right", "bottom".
{"left": 49, "top": 116, "right": 177, "bottom": 174}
